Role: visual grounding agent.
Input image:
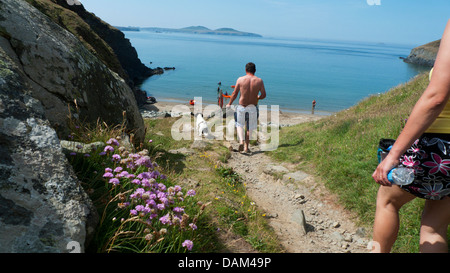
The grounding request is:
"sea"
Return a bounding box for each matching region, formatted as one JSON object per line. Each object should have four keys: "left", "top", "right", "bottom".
{"left": 124, "top": 31, "right": 430, "bottom": 115}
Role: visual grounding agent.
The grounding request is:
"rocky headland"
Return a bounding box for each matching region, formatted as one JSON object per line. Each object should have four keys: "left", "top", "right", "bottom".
{"left": 403, "top": 39, "right": 440, "bottom": 67}
{"left": 0, "top": 0, "right": 157, "bottom": 252}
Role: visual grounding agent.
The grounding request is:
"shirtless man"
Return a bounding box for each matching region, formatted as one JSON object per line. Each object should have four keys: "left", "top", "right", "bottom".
{"left": 226, "top": 62, "right": 266, "bottom": 153}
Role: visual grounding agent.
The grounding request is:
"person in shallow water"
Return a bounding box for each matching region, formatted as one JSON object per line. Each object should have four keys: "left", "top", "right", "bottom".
{"left": 372, "top": 19, "right": 450, "bottom": 253}
{"left": 226, "top": 62, "right": 266, "bottom": 153}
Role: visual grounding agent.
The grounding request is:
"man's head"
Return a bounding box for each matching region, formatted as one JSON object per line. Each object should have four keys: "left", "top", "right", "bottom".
{"left": 245, "top": 62, "right": 256, "bottom": 74}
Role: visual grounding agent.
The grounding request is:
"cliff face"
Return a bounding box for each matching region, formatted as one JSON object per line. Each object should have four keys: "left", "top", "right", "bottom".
{"left": 0, "top": 0, "right": 145, "bottom": 142}
{"left": 26, "top": 0, "right": 159, "bottom": 105}
{"left": 0, "top": 0, "right": 151, "bottom": 252}
{"left": 403, "top": 40, "right": 440, "bottom": 67}
{"left": 0, "top": 23, "right": 97, "bottom": 253}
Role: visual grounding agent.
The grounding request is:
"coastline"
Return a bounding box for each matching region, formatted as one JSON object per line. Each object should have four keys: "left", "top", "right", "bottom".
{"left": 140, "top": 99, "right": 326, "bottom": 126}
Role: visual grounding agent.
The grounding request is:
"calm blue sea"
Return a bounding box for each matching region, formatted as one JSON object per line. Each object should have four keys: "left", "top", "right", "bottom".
{"left": 124, "top": 31, "right": 429, "bottom": 114}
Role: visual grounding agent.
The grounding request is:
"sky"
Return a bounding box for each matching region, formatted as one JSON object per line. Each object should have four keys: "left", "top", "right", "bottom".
{"left": 81, "top": 0, "right": 450, "bottom": 46}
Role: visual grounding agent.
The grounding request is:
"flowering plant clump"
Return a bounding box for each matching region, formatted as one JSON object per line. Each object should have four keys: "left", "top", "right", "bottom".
{"left": 99, "top": 138, "right": 204, "bottom": 253}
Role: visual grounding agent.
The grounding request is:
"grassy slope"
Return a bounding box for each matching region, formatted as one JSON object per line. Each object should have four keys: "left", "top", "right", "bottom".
{"left": 418, "top": 40, "right": 441, "bottom": 55}
{"left": 268, "top": 72, "right": 440, "bottom": 252}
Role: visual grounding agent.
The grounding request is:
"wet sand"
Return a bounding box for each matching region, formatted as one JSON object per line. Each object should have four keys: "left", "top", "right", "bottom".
{"left": 140, "top": 100, "right": 326, "bottom": 126}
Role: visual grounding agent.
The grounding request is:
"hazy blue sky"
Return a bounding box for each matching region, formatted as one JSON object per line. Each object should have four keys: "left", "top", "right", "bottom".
{"left": 82, "top": 0, "right": 450, "bottom": 46}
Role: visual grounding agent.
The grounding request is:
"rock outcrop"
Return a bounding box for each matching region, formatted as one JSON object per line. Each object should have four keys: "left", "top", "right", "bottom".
{"left": 26, "top": 0, "right": 160, "bottom": 105}
{"left": 0, "top": 0, "right": 154, "bottom": 252}
{"left": 0, "top": 40, "right": 98, "bottom": 253}
{"left": 0, "top": 0, "right": 145, "bottom": 143}
{"left": 403, "top": 40, "right": 440, "bottom": 67}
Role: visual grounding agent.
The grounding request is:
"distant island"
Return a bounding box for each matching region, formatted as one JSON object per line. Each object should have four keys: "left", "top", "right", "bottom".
{"left": 115, "top": 25, "right": 262, "bottom": 37}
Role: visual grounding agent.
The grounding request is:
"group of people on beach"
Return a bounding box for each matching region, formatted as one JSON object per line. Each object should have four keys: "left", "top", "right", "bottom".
{"left": 226, "top": 19, "right": 450, "bottom": 254}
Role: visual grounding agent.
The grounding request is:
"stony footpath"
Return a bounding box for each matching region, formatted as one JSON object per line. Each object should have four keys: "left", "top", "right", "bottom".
{"left": 142, "top": 103, "right": 371, "bottom": 253}
{"left": 225, "top": 143, "right": 370, "bottom": 253}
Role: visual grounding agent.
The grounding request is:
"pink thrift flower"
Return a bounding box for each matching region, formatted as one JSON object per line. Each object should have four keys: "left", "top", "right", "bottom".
{"left": 103, "top": 172, "right": 114, "bottom": 178}
{"left": 189, "top": 223, "right": 197, "bottom": 230}
{"left": 109, "top": 178, "right": 120, "bottom": 185}
{"left": 112, "top": 154, "right": 121, "bottom": 162}
{"left": 187, "top": 190, "right": 196, "bottom": 197}
{"left": 107, "top": 138, "right": 120, "bottom": 146}
{"left": 182, "top": 240, "right": 193, "bottom": 251}
{"left": 104, "top": 145, "right": 114, "bottom": 153}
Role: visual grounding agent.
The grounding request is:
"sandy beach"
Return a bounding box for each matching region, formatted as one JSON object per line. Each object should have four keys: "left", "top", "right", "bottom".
{"left": 140, "top": 100, "right": 326, "bottom": 126}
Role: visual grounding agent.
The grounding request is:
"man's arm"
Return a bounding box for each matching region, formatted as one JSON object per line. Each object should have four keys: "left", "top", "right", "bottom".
{"left": 258, "top": 80, "right": 266, "bottom": 100}
{"left": 227, "top": 80, "right": 240, "bottom": 106}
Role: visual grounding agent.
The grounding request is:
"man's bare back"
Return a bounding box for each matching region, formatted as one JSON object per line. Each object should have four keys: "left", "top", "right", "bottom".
{"left": 226, "top": 62, "right": 267, "bottom": 153}
{"left": 232, "top": 74, "right": 266, "bottom": 107}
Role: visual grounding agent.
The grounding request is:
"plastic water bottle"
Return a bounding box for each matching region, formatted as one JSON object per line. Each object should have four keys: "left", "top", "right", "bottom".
{"left": 387, "top": 166, "right": 414, "bottom": 185}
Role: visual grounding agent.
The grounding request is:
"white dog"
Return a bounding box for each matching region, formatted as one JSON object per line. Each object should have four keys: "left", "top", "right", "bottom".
{"left": 195, "top": 113, "right": 214, "bottom": 139}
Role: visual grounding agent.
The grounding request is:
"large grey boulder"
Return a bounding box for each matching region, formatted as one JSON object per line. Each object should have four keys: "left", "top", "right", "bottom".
{"left": 27, "top": 0, "right": 158, "bottom": 106}
{"left": 0, "top": 0, "right": 145, "bottom": 144}
{"left": 0, "top": 43, "right": 98, "bottom": 252}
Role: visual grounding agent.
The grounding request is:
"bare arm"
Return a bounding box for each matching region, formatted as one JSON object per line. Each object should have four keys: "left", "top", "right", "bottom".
{"left": 227, "top": 81, "right": 240, "bottom": 106}
{"left": 373, "top": 19, "right": 450, "bottom": 185}
{"left": 258, "top": 80, "right": 267, "bottom": 100}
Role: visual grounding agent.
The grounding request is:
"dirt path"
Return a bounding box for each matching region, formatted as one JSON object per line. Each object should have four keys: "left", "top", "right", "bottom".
{"left": 224, "top": 114, "right": 370, "bottom": 253}
{"left": 145, "top": 103, "right": 371, "bottom": 253}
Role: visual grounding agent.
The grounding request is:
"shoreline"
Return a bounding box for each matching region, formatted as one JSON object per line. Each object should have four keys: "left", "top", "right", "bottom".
{"left": 145, "top": 97, "right": 334, "bottom": 116}
{"left": 140, "top": 99, "right": 327, "bottom": 126}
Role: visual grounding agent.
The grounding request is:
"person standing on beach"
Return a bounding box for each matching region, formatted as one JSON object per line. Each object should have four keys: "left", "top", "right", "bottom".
{"left": 226, "top": 62, "right": 266, "bottom": 153}
{"left": 217, "top": 82, "right": 223, "bottom": 108}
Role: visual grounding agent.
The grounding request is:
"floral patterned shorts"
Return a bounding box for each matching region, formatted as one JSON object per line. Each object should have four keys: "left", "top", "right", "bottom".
{"left": 399, "top": 133, "right": 450, "bottom": 200}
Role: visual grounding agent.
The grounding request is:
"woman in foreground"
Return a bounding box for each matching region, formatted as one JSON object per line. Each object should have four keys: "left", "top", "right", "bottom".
{"left": 372, "top": 19, "right": 450, "bottom": 253}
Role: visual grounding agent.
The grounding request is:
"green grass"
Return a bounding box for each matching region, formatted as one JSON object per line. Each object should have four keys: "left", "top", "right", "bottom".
{"left": 267, "top": 72, "right": 450, "bottom": 252}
